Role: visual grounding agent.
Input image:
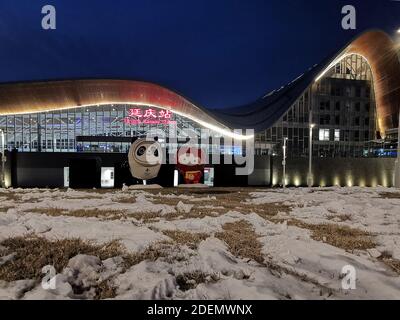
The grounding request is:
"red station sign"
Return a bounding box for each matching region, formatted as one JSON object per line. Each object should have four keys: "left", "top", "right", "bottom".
{"left": 124, "top": 108, "right": 177, "bottom": 125}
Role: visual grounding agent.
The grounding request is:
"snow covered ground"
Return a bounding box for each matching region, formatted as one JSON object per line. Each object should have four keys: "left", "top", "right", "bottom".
{"left": 0, "top": 186, "right": 399, "bottom": 300}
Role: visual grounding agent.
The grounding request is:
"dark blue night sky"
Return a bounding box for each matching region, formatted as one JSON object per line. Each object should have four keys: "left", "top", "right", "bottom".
{"left": 0, "top": 0, "right": 399, "bottom": 108}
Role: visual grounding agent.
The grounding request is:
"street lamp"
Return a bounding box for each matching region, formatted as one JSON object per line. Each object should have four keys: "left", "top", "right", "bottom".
{"left": 0, "top": 129, "right": 5, "bottom": 188}
{"left": 307, "top": 124, "right": 316, "bottom": 188}
{"left": 395, "top": 111, "right": 400, "bottom": 188}
{"left": 282, "top": 137, "right": 288, "bottom": 189}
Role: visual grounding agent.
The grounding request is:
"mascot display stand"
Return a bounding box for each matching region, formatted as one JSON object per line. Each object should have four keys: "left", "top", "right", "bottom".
{"left": 176, "top": 147, "right": 206, "bottom": 185}
{"left": 128, "top": 139, "right": 208, "bottom": 188}
{"left": 128, "top": 138, "right": 162, "bottom": 184}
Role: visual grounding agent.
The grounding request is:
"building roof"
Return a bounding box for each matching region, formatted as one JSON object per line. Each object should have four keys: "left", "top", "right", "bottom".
{"left": 209, "top": 30, "right": 400, "bottom": 135}
{"left": 208, "top": 58, "right": 329, "bottom": 132}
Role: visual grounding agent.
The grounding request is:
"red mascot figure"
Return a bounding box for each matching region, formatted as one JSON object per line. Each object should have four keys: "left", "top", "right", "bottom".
{"left": 176, "top": 147, "right": 206, "bottom": 184}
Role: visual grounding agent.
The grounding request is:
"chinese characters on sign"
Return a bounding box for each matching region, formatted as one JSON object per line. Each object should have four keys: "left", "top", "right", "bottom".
{"left": 124, "top": 108, "right": 177, "bottom": 125}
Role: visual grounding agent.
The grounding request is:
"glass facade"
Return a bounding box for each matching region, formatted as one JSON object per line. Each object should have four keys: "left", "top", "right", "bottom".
{"left": 255, "top": 54, "right": 377, "bottom": 158}
{"left": 0, "top": 105, "right": 207, "bottom": 153}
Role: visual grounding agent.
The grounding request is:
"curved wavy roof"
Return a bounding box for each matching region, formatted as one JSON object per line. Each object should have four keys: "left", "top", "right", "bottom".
{"left": 0, "top": 79, "right": 249, "bottom": 140}
{"left": 211, "top": 30, "right": 400, "bottom": 135}
{"left": 0, "top": 30, "right": 399, "bottom": 136}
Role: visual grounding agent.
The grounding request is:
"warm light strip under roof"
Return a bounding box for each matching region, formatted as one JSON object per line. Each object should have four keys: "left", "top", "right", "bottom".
{"left": 1, "top": 102, "right": 254, "bottom": 141}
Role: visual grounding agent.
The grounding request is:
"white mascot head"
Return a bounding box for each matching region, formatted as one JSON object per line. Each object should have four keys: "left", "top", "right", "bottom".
{"left": 128, "top": 138, "right": 163, "bottom": 180}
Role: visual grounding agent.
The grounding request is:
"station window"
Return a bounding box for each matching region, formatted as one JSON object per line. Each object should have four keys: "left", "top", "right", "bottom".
{"left": 319, "top": 129, "right": 330, "bottom": 141}
{"left": 334, "top": 129, "right": 340, "bottom": 142}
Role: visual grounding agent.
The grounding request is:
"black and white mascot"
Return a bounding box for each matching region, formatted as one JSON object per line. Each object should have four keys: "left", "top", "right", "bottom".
{"left": 128, "top": 138, "right": 163, "bottom": 182}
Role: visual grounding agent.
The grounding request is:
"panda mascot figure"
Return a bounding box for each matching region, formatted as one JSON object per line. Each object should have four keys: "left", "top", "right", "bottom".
{"left": 176, "top": 147, "right": 206, "bottom": 184}
{"left": 128, "top": 137, "right": 163, "bottom": 183}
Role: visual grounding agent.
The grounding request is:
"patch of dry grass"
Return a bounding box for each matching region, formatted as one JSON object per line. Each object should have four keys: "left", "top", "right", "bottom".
{"left": 165, "top": 209, "right": 226, "bottom": 220}
{"left": 216, "top": 220, "right": 264, "bottom": 264}
{"left": 0, "top": 235, "right": 183, "bottom": 300}
{"left": 64, "top": 196, "right": 104, "bottom": 200}
{"left": 285, "top": 219, "right": 376, "bottom": 251}
{"left": 94, "top": 280, "right": 117, "bottom": 300}
{"left": 145, "top": 188, "right": 279, "bottom": 209}
{"left": 326, "top": 214, "right": 352, "bottom": 222}
{"left": 253, "top": 202, "right": 292, "bottom": 219}
{"left": 74, "top": 189, "right": 119, "bottom": 195}
{"left": 214, "top": 219, "right": 334, "bottom": 293}
{"left": 114, "top": 190, "right": 292, "bottom": 222}
{"left": 142, "top": 188, "right": 236, "bottom": 196}
{"left": 175, "top": 271, "right": 219, "bottom": 291}
{"left": 113, "top": 197, "right": 136, "bottom": 204}
{"left": 0, "top": 192, "right": 21, "bottom": 202}
{"left": 379, "top": 251, "right": 400, "bottom": 275}
{"left": 148, "top": 197, "right": 184, "bottom": 207}
{"left": 0, "top": 206, "right": 14, "bottom": 213}
{"left": 28, "top": 207, "right": 126, "bottom": 220}
{"left": 0, "top": 192, "right": 43, "bottom": 204}
{"left": 0, "top": 236, "right": 125, "bottom": 282}
{"left": 130, "top": 207, "right": 229, "bottom": 223}
{"left": 379, "top": 192, "right": 400, "bottom": 199}
{"left": 256, "top": 206, "right": 375, "bottom": 252}
{"left": 162, "top": 230, "right": 209, "bottom": 249}
{"left": 28, "top": 206, "right": 176, "bottom": 223}
{"left": 122, "top": 241, "right": 182, "bottom": 266}
{"left": 128, "top": 212, "right": 166, "bottom": 223}
{"left": 26, "top": 205, "right": 222, "bottom": 223}
{"left": 165, "top": 199, "right": 291, "bottom": 221}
